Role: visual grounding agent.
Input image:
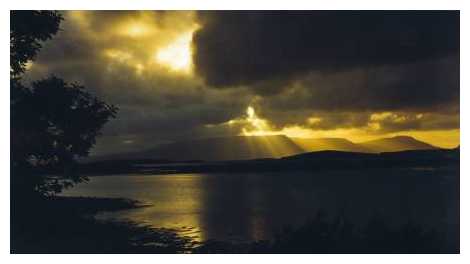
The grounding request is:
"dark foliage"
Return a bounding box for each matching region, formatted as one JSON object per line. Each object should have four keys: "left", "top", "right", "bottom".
{"left": 10, "top": 11, "right": 62, "bottom": 77}
{"left": 11, "top": 197, "right": 195, "bottom": 253}
{"left": 9, "top": 11, "right": 459, "bottom": 254}
{"left": 12, "top": 76, "right": 117, "bottom": 195}
{"left": 10, "top": 11, "right": 117, "bottom": 196}
{"left": 12, "top": 197, "right": 454, "bottom": 254}
{"left": 194, "top": 210, "right": 455, "bottom": 254}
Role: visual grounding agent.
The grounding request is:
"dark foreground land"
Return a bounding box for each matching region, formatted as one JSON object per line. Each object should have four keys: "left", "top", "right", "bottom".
{"left": 80, "top": 148, "right": 459, "bottom": 176}
{"left": 11, "top": 191, "right": 459, "bottom": 253}
{"left": 11, "top": 196, "right": 196, "bottom": 253}
{"left": 11, "top": 148, "right": 460, "bottom": 253}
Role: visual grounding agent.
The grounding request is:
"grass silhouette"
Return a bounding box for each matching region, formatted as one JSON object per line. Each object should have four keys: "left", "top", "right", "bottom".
{"left": 11, "top": 196, "right": 458, "bottom": 253}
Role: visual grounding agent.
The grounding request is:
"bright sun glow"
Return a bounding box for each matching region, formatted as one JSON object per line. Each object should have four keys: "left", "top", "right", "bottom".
{"left": 156, "top": 30, "right": 195, "bottom": 73}
{"left": 242, "top": 106, "right": 279, "bottom": 136}
{"left": 218, "top": 104, "right": 460, "bottom": 149}
{"left": 104, "top": 49, "right": 133, "bottom": 62}
{"left": 122, "top": 22, "right": 152, "bottom": 37}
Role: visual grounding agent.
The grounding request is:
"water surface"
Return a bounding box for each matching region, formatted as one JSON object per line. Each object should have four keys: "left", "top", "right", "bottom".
{"left": 62, "top": 168, "right": 458, "bottom": 243}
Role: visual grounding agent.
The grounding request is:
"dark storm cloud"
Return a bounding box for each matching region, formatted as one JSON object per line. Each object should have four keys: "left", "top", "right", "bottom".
{"left": 369, "top": 112, "right": 460, "bottom": 133}
{"left": 250, "top": 106, "right": 459, "bottom": 134}
{"left": 193, "top": 11, "right": 459, "bottom": 89}
{"left": 22, "top": 11, "right": 459, "bottom": 153}
{"left": 193, "top": 10, "right": 459, "bottom": 136}
{"left": 308, "top": 111, "right": 459, "bottom": 132}
{"left": 24, "top": 11, "right": 253, "bottom": 147}
{"left": 261, "top": 55, "right": 459, "bottom": 113}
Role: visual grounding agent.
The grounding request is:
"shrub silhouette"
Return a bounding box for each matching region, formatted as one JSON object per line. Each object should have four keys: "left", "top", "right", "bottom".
{"left": 11, "top": 11, "right": 117, "bottom": 197}
{"left": 194, "top": 210, "right": 451, "bottom": 253}
{"left": 10, "top": 11, "right": 62, "bottom": 77}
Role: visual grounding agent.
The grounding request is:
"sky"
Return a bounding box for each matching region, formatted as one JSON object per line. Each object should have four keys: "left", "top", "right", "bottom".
{"left": 23, "top": 11, "right": 460, "bottom": 155}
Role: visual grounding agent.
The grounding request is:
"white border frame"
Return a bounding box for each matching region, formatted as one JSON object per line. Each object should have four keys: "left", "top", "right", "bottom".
{"left": 1, "top": 1, "right": 467, "bottom": 263}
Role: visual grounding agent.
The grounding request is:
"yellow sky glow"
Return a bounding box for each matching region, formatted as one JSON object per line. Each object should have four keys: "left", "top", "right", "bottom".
{"left": 52, "top": 12, "right": 460, "bottom": 151}
{"left": 155, "top": 29, "right": 196, "bottom": 73}
{"left": 233, "top": 106, "right": 459, "bottom": 149}
{"left": 84, "top": 13, "right": 200, "bottom": 77}
{"left": 124, "top": 23, "right": 152, "bottom": 37}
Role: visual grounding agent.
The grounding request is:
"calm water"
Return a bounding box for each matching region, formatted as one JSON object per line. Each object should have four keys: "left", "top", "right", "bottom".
{"left": 61, "top": 168, "right": 458, "bottom": 242}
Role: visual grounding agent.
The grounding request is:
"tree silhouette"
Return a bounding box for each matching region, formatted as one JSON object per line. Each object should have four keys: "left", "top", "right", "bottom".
{"left": 10, "top": 11, "right": 62, "bottom": 77}
{"left": 11, "top": 11, "right": 117, "bottom": 197}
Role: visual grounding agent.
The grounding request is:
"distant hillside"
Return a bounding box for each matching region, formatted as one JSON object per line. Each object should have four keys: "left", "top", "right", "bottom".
{"left": 80, "top": 148, "right": 459, "bottom": 176}
{"left": 291, "top": 136, "right": 438, "bottom": 153}
{"left": 291, "top": 137, "right": 372, "bottom": 153}
{"left": 358, "top": 136, "right": 438, "bottom": 153}
{"left": 89, "top": 135, "right": 441, "bottom": 162}
{"left": 100, "top": 135, "right": 304, "bottom": 161}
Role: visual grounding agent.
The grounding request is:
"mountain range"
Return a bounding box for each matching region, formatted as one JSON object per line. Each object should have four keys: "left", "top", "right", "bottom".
{"left": 92, "top": 135, "right": 439, "bottom": 162}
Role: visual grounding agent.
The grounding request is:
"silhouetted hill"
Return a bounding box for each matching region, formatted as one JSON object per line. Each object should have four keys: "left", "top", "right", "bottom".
{"left": 89, "top": 135, "right": 444, "bottom": 162}
{"left": 358, "top": 136, "right": 437, "bottom": 153}
{"left": 283, "top": 150, "right": 376, "bottom": 160}
{"left": 99, "top": 135, "right": 304, "bottom": 161}
{"left": 291, "top": 137, "right": 372, "bottom": 153}
{"left": 285, "top": 148, "right": 457, "bottom": 162}
{"left": 80, "top": 148, "right": 459, "bottom": 176}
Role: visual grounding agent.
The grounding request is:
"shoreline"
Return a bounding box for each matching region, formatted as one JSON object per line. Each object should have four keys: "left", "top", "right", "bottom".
{"left": 11, "top": 194, "right": 459, "bottom": 253}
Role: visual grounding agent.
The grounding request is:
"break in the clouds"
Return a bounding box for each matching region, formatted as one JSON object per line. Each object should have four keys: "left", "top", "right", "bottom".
{"left": 23, "top": 11, "right": 460, "bottom": 154}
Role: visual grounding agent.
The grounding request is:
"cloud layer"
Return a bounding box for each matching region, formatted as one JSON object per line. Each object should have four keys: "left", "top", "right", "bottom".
{"left": 22, "top": 11, "right": 460, "bottom": 154}
{"left": 194, "top": 11, "right": 458, "bottom": 88}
